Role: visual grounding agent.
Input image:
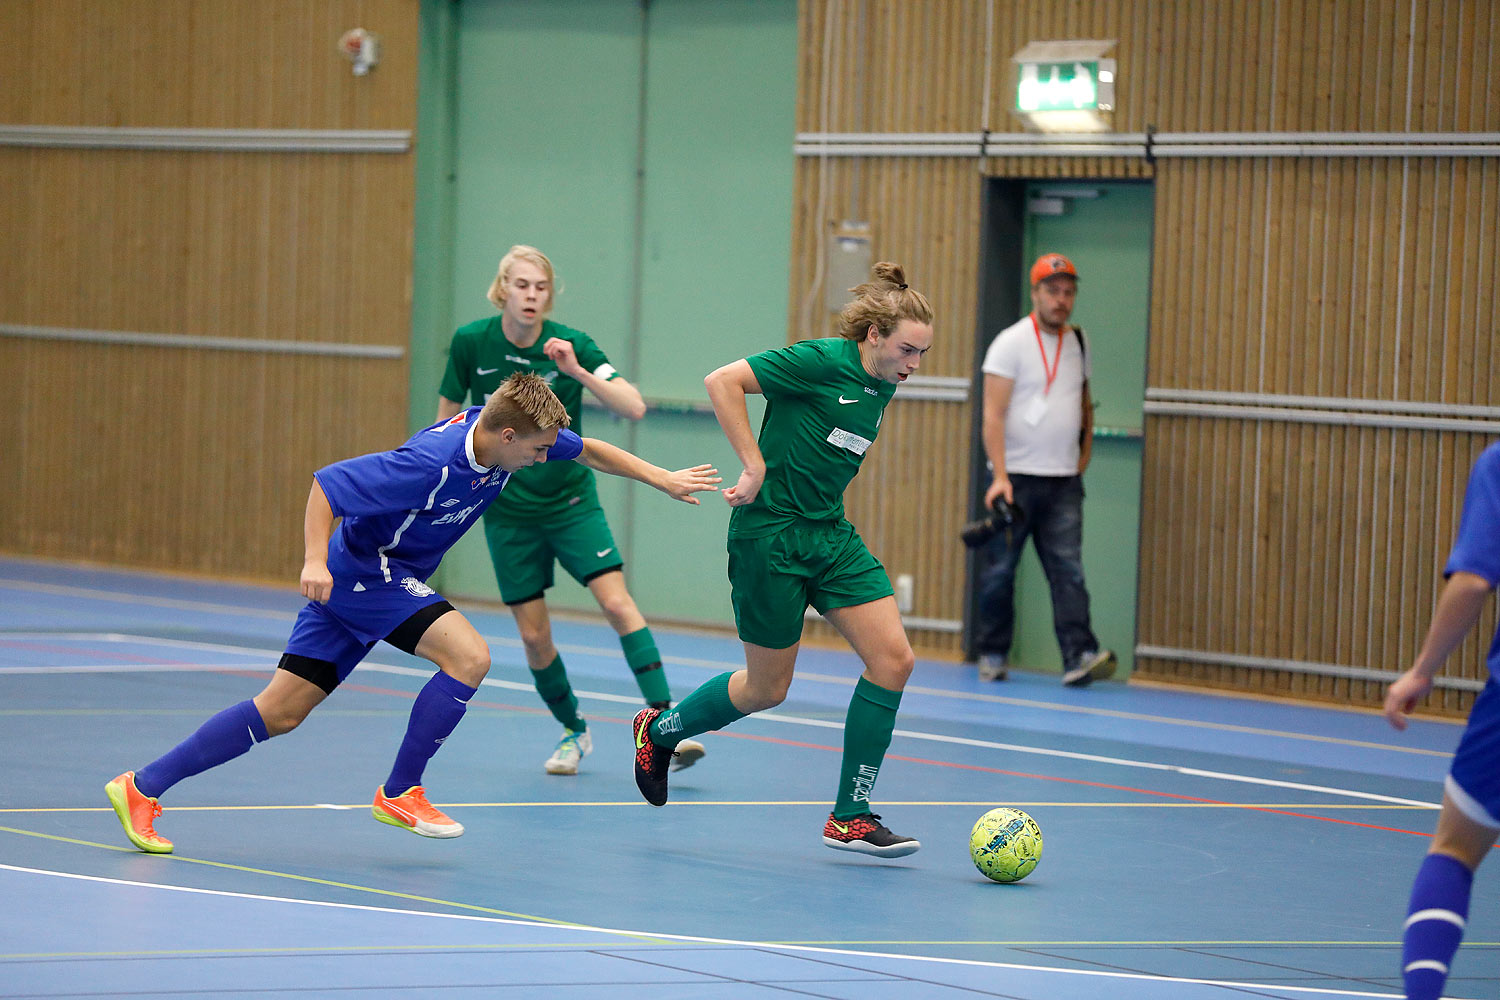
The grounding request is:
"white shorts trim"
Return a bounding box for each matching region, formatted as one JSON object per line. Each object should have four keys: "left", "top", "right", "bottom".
{"left": 1444, "top": 773, "right": 1500, "bottom": 830}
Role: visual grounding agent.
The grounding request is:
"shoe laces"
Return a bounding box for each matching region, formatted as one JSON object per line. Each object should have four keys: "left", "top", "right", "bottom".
{"left": 399, "top": 786, "right": 436, "bottom": 810}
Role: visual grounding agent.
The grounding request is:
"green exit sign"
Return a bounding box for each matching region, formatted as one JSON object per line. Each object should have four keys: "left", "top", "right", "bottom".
{"left": 1016, "top": 60, "right": 1109, "bottom": 112}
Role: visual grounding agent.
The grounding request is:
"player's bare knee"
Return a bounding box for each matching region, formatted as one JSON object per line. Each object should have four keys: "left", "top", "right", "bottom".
{"left": 743, "top": 677, "right": 791, "bottom": 711}
{"left": 597, "top": 594, "right": 638, "bottom": 628}
{"left": 869, "top": 648, "right": 915, "bottom": 689}
{"left": 447, "top": 649, "right": 490, "bottom": 687}
{"left": 518, "top": 630, "right": 552, "bottom": 661}
{"left": 260, "top": 705, "right": 309, "bottom": 737}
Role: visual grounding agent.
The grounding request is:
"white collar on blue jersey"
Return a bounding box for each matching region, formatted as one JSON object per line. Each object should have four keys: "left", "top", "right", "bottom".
{"left": 463, "top": 418, "right": 490, "bottom": 473}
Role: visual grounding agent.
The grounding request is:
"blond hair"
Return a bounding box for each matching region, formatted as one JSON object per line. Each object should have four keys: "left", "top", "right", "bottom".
{"left": 479, "top": 372, "right": 571, "bottom": 434}
{"left": 836, "top": 261, "right": 934, "bottom": 341}
{"left": 485, "top": 244, "right": 559, "bottom": 312}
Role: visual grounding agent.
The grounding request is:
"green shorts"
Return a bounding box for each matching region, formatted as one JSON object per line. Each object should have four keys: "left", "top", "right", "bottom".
{"left": 727, "top": 518, "right": 892, "bottom": 649}
{"left": 482, "top": 499, "right": 623, "bottom": 605}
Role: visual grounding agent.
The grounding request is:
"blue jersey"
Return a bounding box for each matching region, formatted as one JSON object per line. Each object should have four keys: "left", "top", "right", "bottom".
{"left": 313, "top": 407, "right": 583, "bottom": 584}
{"left": 1445, "top": 442, "right": 1500, "bottom": 676}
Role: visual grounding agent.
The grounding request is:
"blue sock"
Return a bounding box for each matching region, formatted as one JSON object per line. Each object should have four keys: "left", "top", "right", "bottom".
{"left": 383, "top": 672, "right": 476, "bottom": 797}
{"left": 134, "top": 699, "right": 269, "bottom": 799}
{"left": 1402, "top": 852, "right": 1475, "bottom": 1000}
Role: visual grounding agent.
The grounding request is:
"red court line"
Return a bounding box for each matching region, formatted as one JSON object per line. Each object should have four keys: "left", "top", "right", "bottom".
{"left": 147, "top": 671, "right": 1444, "bottom": 840}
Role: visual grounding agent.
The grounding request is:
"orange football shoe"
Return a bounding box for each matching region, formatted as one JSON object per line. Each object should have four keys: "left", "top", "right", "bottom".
{"left": 372, "top": 785, "right": 464, "bottom": 838}
{"left": 105, "top": 771, "right": 173, "bottom": 854}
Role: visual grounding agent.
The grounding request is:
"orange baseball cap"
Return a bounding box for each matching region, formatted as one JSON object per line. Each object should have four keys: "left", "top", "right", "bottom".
{"left": 1030, "top": 253, "right": 1078, "bottom": 286}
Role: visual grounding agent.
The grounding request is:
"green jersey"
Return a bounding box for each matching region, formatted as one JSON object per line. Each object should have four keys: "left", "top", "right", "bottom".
{"left": 730, "top": 337, "right": 896, "bottom": 539}
{"left": 439, "top": 317, "right": 620, "bottom": 518}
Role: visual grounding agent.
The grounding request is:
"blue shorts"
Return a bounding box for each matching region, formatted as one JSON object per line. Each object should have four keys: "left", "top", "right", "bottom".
{"left": 1447, "top": 675, "right": 1500, "bottom": 829}
{"left": 283, "top": 575, "right": 451, "bottom": 686}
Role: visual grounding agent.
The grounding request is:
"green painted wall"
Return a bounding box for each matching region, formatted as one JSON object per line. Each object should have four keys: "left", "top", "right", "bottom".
{"left": 412, "top": 0, "right": 796, "bottom": 626}
{"left": 1005, "top": 181, "right": 1153, "bottom": 676}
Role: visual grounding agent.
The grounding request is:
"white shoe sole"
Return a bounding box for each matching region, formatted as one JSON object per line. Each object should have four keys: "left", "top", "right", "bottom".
{"left": 822, "top": 836, "right": 922, "bottom": 858}
{"left": 1062, "top": 651, "right": 1118, "bottom": 687}
{"left": 544, "top": 732, "right": 593, "bottom": 775}
{"left": 671, "top": 738, "right": 706, "bottom": 772}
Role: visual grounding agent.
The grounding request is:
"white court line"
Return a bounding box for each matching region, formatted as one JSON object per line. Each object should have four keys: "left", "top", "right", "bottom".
{"left": 0, "top": 575, "right": 1463, "bottom": 759}
{"left": 0, "top": 864, "right": 1415, "bottom": 998}
{"left": 2, "top": 632, "right": 1441, "bottom": 811}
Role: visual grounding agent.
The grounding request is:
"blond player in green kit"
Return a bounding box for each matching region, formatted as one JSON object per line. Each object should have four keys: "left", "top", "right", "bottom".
{"left": 631, "top": 262, "right": 934, "bottom": 857}
{"left": 439, "top": 245, "right": 705, "bottom": 776}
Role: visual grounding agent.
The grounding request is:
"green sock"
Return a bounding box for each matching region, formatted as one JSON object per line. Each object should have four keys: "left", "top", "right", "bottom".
{"left": 833, "top": 676, "right": 902, "bottom": 820}
{"left": 650, "top": 671, "right": 744, "bottom": 748}
{"left": 531, "top": 655, "right": 585, "bottom": 732}
{"left": 621, "top": 627, "right": 671, "bottom": 706}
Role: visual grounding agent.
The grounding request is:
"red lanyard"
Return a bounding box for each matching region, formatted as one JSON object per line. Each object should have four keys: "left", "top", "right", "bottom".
{"left": 1030, "top": 313, "right": 1061, "bottom": 395}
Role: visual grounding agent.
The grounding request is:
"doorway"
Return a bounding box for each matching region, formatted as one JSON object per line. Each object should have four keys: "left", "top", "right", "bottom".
{"left": 964, "top": 178, "right": 1153, "bottom": 678}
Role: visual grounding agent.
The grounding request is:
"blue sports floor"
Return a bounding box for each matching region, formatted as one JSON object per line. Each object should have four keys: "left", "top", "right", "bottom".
{"left": 1, "top": 554, "right": 1495, "bottom": 999}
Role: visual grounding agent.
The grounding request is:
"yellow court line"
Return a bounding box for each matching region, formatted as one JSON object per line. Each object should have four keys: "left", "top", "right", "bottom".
{"left": 0, "top": 800, "right": 1438, "bottom": 815}
{"left": 0, "top": 824, "right": 673, "bottom": 944}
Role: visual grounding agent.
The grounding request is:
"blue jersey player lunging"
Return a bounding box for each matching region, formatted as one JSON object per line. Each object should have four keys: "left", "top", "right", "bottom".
{"left": 1385, "top": 441, "right": 1500, "bottom": 999}
{"left": 107, "top": 373, "right": 719, "bottom": 853}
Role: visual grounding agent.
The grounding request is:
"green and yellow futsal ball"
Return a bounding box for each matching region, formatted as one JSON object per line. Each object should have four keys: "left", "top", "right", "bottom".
{"left": 970, "top": 807, "right": 1043, "bottom": 882}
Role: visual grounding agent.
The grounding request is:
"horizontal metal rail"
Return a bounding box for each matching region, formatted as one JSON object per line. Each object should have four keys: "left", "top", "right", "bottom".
{"left": 1, "top": 323, "right": 405, "bottom": 359}
{"left": 1143, "top": 399, "right": 1500, "bottom": 434}
{"left": 1147, "top": 388, "right": 1500, "bottom": 420}
{"left": 0, "top": 125, "right": 412, "bottom": 153}
{"left": 1136, "top": 643, "right": 1484, "bottom": 692}
{"left": 795, "top": 130, "right": 1500, "bottom": 159}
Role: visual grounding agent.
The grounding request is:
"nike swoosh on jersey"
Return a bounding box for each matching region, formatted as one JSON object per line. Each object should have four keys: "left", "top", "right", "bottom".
{"left": 837, "top": 396, "right": 859, "bottom": 404}
{"left": 596, "top": 548, "right": 614, "bottom": 558}
{"left": 477, "top": 367, "right": 500, "bottom": 375}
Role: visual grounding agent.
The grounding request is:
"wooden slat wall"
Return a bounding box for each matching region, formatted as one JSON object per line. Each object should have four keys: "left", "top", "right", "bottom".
{"left": 794, "top": 0, "right": 1500, "bottom": 713}
{"left": 790, "top": 156, "right": 982, "bottom": 654}
{"left": 1143, "top": 153, "right": 1500, "bottom": 713}
{"left": 0, "top": 1, "right": 418, "bottom": 582}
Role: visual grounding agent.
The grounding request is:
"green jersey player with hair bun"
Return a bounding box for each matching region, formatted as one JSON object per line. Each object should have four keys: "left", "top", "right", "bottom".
{"left": 438, "top": 245, "right": 709, "bottom": 777}
{"left": 631, "top": 261, "right": 936, "bottom": 858}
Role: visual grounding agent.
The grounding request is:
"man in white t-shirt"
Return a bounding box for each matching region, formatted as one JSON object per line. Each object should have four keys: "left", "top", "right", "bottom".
{"left": 974, "top": 253, "right": 1116, "bottom": 687}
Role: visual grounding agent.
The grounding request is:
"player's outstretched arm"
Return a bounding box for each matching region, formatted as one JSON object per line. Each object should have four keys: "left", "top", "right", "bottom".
{"left": 1384, "top": 571, "right": 1493, "bottom": 730}
{"left": 300, "top": 480, "right": 337, "bottom": 603}
{"left": 576, "top": 438, "right": 720, "bottom": 504}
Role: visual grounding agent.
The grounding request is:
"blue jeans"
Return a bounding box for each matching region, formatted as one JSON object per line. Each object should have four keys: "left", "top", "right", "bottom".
{"left": 975, "top": 473, "right": 1099, "bottom": 667}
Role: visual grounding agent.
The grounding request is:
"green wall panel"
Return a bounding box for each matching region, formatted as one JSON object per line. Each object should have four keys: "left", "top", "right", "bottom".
{"left": 637, "top": 1, "right": 798, "bottom": 401}
{"left": 413, "top": 0, "right": 794, "bottom": 627}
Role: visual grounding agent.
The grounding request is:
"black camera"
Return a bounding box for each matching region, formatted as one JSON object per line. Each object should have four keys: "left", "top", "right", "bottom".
{"left": 960, "top": 497, "right": 1025, "bottom": 548}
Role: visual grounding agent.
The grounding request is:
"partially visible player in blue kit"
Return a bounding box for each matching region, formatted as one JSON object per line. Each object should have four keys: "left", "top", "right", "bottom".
{"left": 1385, "top": 441, "right": 1500, "bottom": 1000}
{"left": 106, "top": 372, "right": 719, "bottom": 853}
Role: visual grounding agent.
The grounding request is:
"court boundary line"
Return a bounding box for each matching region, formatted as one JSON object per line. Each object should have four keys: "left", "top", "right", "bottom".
{"left": 0, "top": 864, "right": 1422, "bottom": 999}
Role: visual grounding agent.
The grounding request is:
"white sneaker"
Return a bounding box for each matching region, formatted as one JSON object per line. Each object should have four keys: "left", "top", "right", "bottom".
{"left": 671, "top": 737, "right": 706, "bottom": 772}
{"left": 1062, "top": 649, "right": 1117, "bottom": 687}
{"left": 978, "top": 654, "right": 1008, "bottom": 682}
{"left": 544, "top": 729, "right": 592, "bottom": 775}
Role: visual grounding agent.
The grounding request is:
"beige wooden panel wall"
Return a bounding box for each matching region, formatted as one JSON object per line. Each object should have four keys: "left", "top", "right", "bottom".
{"left": 791, "top": 156, "right": 982, "bottom": 654}
{"left": 794, "top": 0, "right": 1500, "bottom": 714}
{"left": 798, "top": 0, "right": 1498, "bottom": 134}
{"left": 1140, "top": 154, "right": 1500, "bottom": 714}
{"left": 0, "top": 1, "right": 418, "bottom": 582}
